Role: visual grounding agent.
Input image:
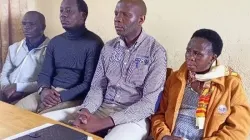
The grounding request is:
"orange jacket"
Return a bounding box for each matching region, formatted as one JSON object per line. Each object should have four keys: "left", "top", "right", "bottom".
{"left": 151, "top": 63, "right": 250, "bottom": 140}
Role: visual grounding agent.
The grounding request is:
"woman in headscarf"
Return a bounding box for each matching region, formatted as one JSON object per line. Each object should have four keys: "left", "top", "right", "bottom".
{"left": 151, "top": 29, "right": 250, "bottom": 140}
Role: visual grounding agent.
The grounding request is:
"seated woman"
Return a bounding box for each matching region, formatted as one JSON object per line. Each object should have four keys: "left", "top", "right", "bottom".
{"left": 151, "top": 29, "right": 250, "bottom": 140}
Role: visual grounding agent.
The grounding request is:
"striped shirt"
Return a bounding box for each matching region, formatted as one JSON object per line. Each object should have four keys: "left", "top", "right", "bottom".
{"left": 81, "top": 30, "right": 167, "bottom": 125}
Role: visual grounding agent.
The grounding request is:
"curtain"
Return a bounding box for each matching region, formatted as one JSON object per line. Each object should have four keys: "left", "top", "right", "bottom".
{"left": 0, "top": 0, "right": 28, "bottom": 69}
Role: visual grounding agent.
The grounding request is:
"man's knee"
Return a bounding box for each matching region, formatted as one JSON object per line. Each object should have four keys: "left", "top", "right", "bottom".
{"left": 15, "top": 92, "right": 39, "bottom": 112}
{"left": 42, "top": 111, "right": 62, "bottom": 121}
{"left": 42, "top": 107, "right": 79, "bottom": 123}
{"left": 104, "top": 119, "right": 149, "bottom": 140}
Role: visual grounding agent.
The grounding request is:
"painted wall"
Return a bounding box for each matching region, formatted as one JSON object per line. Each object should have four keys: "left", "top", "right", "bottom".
{"left": 28, "top": 0, "right": 250, "bottom": 103}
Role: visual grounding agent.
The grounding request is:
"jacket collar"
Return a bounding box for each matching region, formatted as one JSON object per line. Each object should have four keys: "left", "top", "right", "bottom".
{"left": 19, "top": 37, "right": 49, "bottom": 53}
{"left": 176, "top": 62, "right": 226, "bottom": 92}
{"left": 38, "top": 37, "right": 50, "bottom": 48}
{"left": 25, "top": 35, "right": 47, "bottom": 51}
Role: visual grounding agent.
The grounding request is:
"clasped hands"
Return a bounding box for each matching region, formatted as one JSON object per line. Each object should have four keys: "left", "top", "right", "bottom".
{"left": 71, "top": 108, "right": 114, "bottom": 133}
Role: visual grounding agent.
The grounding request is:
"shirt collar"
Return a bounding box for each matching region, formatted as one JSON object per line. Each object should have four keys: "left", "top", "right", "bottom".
{"left": 118, "top": 29, "right": 147, "bottom": 52}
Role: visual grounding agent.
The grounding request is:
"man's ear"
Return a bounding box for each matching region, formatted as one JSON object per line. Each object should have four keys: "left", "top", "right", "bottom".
{"left": 42, "top": 24, "right": 46, "bottom": 31}
{"left": 139, "top": 15, "right": 145, "bottom": 25}
{"left": 211, "top": 54, "right": 218, "bottom": 63}
{"left": 81, "top": 12, "right": 87, "bottom": 22}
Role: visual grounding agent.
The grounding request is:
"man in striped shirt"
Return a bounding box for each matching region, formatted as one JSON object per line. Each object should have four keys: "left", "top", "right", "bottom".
{"left": 43, "top": 0, "right": 167, "bottom": 139}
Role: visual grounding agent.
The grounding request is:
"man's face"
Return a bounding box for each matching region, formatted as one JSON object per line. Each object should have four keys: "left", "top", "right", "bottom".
{"left": 185, "top": 37, "right": 217, "bottom": 73}
{"left": 22, "top": 13, "right": 44, "bottom": 39}
{"left": 114, "top": 1, "right": 142, "bottom": 37}
{"left": 60, "top": 0, "right": 85, "bottom": 29}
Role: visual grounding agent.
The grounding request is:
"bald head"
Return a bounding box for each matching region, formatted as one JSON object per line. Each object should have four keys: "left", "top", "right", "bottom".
{"left": 22, "top": 11, "right": 46, "bottom": 39}
{"left": 118, "top": 0, "right": 147, "bottom": 16}
{"left": 114, "top": 0, "right": 147, "bottom": 40}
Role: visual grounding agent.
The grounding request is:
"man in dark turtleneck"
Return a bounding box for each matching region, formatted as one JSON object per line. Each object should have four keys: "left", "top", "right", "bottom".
{"left": 16, "top": 0, "right": 103, "bottom": 114}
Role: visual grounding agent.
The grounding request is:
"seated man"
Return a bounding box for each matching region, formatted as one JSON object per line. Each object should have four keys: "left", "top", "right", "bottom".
{"left": 15, "top": 0, "right": 103, "bottom": 113}
{"left": 151, "top": 29, "right": 250, "bottom": 140}
{"left": 43, "top": 0, "right": 167, "bottom": 139}
{"left": 0, "top": 11, "right": 49, "bottom": 103}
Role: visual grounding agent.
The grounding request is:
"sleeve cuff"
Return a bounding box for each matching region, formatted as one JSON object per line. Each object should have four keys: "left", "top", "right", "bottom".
{"left": 109, "top": 111, "right": 127, "bottom": 125}
{"left": 16, "top": 83, "right": 26, "bottom": 92}
{"left": 16, "top": 83, "right": 37, "bottom": 93}
{"left": 155, "top": 129, "right": 171, "bottom": 140}
{"left": 59, "top": 90, "right": 69, "bottom": 102}
{"left": 80, "top": 103, "right": 97, "bottom": 114}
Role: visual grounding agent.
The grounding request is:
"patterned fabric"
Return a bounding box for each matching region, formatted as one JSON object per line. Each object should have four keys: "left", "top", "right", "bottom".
{"left": 81, "top": 30, "right": 167, "bottom": 125}
{"left": 173, "top": 86, "right": 203, "bottom": 140}
{"left": 187, "top": 60, "right": 239, "bottom": 129}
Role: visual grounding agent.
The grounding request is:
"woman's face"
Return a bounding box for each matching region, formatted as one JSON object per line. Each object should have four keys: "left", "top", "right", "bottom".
{"left": 185, "top": 37, "right": 217, "bottom": 73}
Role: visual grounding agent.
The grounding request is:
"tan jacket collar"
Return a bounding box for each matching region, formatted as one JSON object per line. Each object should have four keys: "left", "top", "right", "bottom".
{"left": 176, "top": 62, "right": 226, "bottom": 92}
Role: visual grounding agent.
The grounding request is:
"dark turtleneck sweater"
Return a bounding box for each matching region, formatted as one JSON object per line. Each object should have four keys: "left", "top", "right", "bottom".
{"left": 38, "top": 26, "right": 103, "bottom": 102}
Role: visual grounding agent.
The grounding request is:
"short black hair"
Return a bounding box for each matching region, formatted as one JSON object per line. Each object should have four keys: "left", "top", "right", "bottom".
{"left": 76, "top": 0, "right": 88, "bottom": 16}
{"left": 25, "top": 11, "right": 46, "bottom": 30}
{"left": 191, "top": 29, "right": 223, "bottom": 57}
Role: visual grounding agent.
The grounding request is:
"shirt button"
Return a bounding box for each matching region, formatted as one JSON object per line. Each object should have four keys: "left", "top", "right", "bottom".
{"left": 124, "top": 62, "right": 127, "bottom": 65}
